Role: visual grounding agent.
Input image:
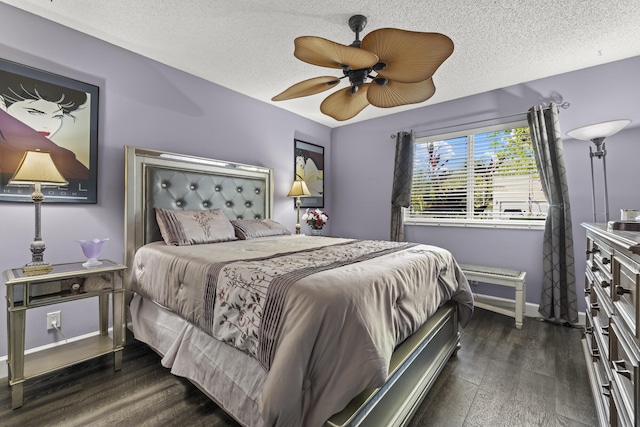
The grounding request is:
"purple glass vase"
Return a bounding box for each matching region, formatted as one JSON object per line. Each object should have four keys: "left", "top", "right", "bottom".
{"left": 76, "top": 238, "right": 109, "bottom": 267}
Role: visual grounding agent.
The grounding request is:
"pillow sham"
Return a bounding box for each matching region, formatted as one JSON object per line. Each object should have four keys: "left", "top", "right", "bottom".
{"left": 156, "top": 208, "right": 237, "bottom": 246}
{"left": 231, "top": 219, "right": 291, "bottom": 240}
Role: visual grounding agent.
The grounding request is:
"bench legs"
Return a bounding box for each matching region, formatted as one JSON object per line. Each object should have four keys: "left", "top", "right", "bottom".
{"left": 514, "top": 279, "right": 525, "bottom": 329}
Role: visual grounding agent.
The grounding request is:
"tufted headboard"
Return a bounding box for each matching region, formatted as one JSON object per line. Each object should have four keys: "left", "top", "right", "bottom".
{"left": 124, "top": 146, "right": 274, "bottom": 278}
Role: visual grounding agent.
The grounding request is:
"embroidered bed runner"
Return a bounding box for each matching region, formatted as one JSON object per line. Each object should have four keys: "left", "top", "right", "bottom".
{"left": 200, "top": 239, "right": 417, "bottom": 370}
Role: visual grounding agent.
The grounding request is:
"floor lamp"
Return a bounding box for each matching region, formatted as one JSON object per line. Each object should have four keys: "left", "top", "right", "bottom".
{"left": 566, "top": 119, "right": 631, "bottom": 223}
{"left": 8, "top": 149, "right": 68, "bottom": 275}
{"left": 288, "top": 179, "right": 311, "bottom": 234}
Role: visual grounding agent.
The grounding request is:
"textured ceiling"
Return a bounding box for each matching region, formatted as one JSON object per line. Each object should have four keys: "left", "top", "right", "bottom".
{"left": 3, "top": 0, "right": 640, "bottom": 127}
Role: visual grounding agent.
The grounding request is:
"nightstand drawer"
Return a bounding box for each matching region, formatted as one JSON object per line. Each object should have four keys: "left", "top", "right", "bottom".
{"left": 28, "top": 274, "right": 116, "bottom": 304}
{"left": 30, "top": 277, "right": 85, "bottom": 301}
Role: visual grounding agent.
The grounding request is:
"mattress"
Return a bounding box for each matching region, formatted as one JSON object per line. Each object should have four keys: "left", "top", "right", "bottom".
{"left": 128, "top": 235, "right": 473, "bottom": 426}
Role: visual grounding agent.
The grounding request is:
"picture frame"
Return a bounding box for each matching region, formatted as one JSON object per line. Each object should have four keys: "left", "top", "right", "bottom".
{"left": 294, "top": 139, "right": 324, "bottom": 208}
{"left": 0, "top": 58, "right": 99, "bottom": 203}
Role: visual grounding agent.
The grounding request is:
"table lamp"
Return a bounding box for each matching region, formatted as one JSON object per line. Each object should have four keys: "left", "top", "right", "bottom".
{"left": 8, "top": 149, "right": 69, "bottom": 275}
{"left": 287, "top": 179, "right": 311, "bottom": 234}
{"left": 566, "top": 119, "right": 631, "bottom": 222}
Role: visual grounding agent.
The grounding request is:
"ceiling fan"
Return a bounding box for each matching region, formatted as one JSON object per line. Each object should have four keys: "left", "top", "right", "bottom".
{"left": 272, "top": 15, "right": 454, "bottom": 121}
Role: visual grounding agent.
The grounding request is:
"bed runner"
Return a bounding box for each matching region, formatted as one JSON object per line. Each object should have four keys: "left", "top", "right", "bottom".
{"left": 200, "top": 239, "right": 417, "bottom": 370}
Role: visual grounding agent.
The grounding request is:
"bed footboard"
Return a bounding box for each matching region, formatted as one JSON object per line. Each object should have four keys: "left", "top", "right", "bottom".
{"left": 326, "top": 301, "right": 459, "bottom": 427}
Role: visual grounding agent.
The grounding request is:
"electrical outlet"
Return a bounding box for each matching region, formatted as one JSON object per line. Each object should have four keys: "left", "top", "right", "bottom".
{"left": 47, "top": 311, "right": 61, "bottom": 330}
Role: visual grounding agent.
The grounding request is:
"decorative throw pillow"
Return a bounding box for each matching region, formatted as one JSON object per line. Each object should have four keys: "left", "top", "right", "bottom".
{"left": 156, "top": 208, "right": 237, "bottom": 246}
{"left": 231, "top": 219, "right": 291, "bottom": 240}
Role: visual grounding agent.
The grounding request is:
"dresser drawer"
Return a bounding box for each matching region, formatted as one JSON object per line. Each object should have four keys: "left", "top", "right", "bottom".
{"left": 588, "top": 261, "right": 613, "bottom": 301}
{"left": 611, "top": 378, "right": 633, "bottom": 427}
{"left": 585, "top": 313, "right": 596, "bottom": 354}
{"left": 610, "top": 320, "right": 640, "bottom": 426}
{"left": 592, "top": 282, "right": 614, "bottom": 352}
{"left": 591, "top": 236, "right": 614, "bottom": 275}
{"left": 613, "top": 252, "right": 640, "bottom": 339}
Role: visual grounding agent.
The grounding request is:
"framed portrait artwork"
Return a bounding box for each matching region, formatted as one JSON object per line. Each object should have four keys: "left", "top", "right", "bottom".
{"left": 0, "top": 58, "right": 99, "bottom": 203}
{"left": 294, "top": 139, "right": 324, "bottom": 208}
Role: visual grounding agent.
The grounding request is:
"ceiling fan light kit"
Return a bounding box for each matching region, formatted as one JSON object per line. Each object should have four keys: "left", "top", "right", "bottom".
{"left": 272, "top": 15, "right": 454, "bottom": 121}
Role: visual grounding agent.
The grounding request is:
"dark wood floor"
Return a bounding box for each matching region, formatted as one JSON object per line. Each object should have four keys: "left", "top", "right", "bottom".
{"left": 0, "top": 308, "right": 597, "bottom": 426}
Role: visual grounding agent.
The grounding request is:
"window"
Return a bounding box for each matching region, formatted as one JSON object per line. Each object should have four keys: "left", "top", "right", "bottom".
{"left": 406, "top": 121, "right": 548, "bottom": 228}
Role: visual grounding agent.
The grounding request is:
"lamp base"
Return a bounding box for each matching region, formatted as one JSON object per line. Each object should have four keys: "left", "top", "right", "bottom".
{"left": 22, "top": 261, "right": 53, "bottom": 276}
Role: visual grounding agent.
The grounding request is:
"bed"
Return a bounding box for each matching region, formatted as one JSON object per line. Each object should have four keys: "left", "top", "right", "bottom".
{"left": 123, "top": 145, "right": 473, "bottom": 427}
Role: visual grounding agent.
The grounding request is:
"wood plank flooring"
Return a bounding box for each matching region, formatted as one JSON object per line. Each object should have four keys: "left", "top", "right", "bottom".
{"left": 0, "top": 308, "right": 597, "bottom": 426}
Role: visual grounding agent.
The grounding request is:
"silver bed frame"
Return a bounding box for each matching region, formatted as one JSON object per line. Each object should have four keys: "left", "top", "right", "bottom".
{"left": 123, "top": 145, "right": 461, "bottom": 427}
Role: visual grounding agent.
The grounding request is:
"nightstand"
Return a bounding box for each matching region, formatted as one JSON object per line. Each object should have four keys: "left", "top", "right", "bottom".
{"left": 3, "top": 260, "right": 127, "bottom": 409}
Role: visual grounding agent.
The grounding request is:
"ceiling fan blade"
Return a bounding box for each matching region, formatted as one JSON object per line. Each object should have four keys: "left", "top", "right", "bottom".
{"left": 320, "top": 85, "right": 371, "bottom": 121}
{"left": 361, "top": 28, "right": 454, "bottom": 83}
{"left": 294, "top": 36, "right": 379, "bottom": 70}
{"left": 367, "top": 78, "right": 436, "bottom": 108}
{"left": 272, "top": 76, "right": 341, "bottom": 101}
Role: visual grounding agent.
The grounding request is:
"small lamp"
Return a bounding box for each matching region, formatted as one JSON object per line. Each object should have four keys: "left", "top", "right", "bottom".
{"left": 8, "top": 149, "right": 68, "bottom": 275}
{"left": 287, "top": 180, "right": 311, "bottom": 234}
{"left": 566, "top": 119, "right": 631, "bottom": 222}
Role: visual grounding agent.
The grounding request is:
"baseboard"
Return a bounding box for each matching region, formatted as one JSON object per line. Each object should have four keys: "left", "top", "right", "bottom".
{"left": 0, "top": 329, "right": 108, "bottom": 380}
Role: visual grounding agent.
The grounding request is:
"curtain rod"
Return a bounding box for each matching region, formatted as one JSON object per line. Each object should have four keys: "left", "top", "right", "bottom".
{"left": 390, "top": 101, "right": 570, "bottom": 139}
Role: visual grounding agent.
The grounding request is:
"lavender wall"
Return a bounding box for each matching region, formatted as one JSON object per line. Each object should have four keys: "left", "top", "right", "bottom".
{"left": 331, "top": 56, "right": 640, "bottom": 314}
{"left": 0, "top": 3, "right": 331, "bottom": 357}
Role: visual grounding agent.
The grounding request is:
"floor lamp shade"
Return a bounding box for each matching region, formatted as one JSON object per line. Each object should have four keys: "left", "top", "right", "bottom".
{"left": 288, "top": 180, "right": 311, "bottom": 234}
{"left": 566, "top": 119, "right": 631, "bottom": 143}
{"left": 566, "top": 119, "right": 631, "bottom": 223}
{"left": 9, "top": 149, "right": 68, "bottom": 275}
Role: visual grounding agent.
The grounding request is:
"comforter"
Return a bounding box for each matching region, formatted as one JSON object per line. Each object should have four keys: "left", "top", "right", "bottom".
{"left": 129, "top": 235, "right": 473, "bottom": 426}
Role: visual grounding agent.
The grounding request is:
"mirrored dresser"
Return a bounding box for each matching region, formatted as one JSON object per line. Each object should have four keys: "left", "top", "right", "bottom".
{"left": 582, "top": 222, "right": 640, "bottom": 426}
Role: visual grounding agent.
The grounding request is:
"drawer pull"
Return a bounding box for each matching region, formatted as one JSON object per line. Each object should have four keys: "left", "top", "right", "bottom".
{"left": 612, "top": 360, "right": 632, "bottom": 380}
{"left": 601, "top": 257, "right": 610, "bottom": 265}
{"left": 616, "top": 285, "right": 631, "bottom": 296}
{"left": 591, "top": 265, "right": 599, "bottom": 272}
{"left": 590, "top": 302, "right": 600, "bottom": 311}
{"left": 601, "top": 280, "right": 610, "bottom": 288}
{"left": 589, "top": 348, "right": 600, "bottom": 359}
{"left": 584, "top": 287, "right": 592, "bottom": 295}
{"left": 585, "top": 326, "right": 593, "bottom": 334}
{"left": 601, "top": 325, "right": 609, "bottom": 336}
{"left": 601, "top": 382, "right": 611, "bottom": 397}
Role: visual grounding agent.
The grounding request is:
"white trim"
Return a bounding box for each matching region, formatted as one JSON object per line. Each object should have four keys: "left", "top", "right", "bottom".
{"left": 405, "top": 218, "right": 545, "bottom": 230}
{"left": 0, "top": 329, "right": 110, "bottom": 380}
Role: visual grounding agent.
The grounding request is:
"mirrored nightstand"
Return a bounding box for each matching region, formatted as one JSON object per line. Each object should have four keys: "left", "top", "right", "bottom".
{"left": 3, "top": 260, "right": 127, "bottom": 409}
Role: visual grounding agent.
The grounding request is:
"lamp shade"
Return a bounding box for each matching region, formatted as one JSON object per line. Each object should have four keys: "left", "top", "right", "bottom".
{"left": 566, "top": 119, "right": 631, "bottom": 141}
{"left": 8, "top": 150, "right": 68, "bottom": 186}
{"left": 287, "top": 180, "right": 311, "bottom": 197}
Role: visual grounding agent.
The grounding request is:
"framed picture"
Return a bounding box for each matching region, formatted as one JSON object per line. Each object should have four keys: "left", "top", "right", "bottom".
{"left": 0, "top": 58, "right": 99, "bottom": 203}
{"left": 294, "top": 139, "right": 324, "bottom": 208}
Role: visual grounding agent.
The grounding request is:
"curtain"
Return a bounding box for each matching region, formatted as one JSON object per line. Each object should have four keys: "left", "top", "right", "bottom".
{"left": 390, "top": 130, "right": 414, "bottom": 242}
{"left": 527, "top": 104, "right": 578, "bottom": 324}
